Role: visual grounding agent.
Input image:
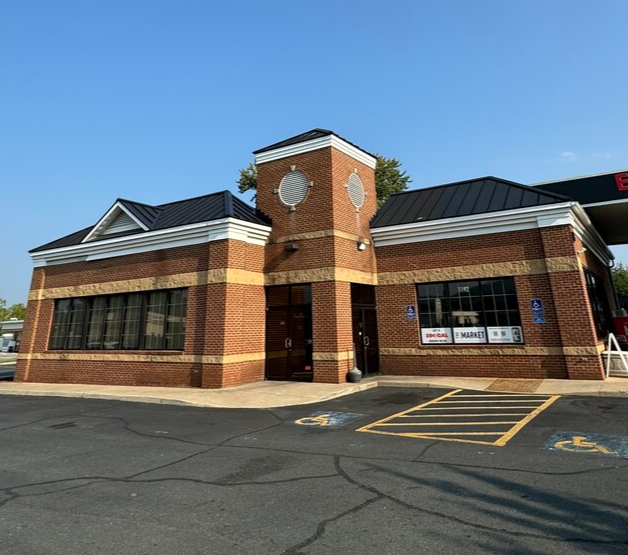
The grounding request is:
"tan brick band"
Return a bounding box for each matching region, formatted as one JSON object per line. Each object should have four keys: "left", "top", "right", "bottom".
{"left": 380, "top": 346, "right": 600, "bottom": 357}
{"left": 29, "top": 269, "right": 265, "bottom": 301}
{"left": 17, "top": 352, "right": 266, "bottom": 364}
{"left": 378, "top": 256, "right": 579, "bottom": 285}
{"left": 272, "top": 229, "right": 371, "bottom": 244}
{"left": 27, "top": 255, "right": 579, "bottom": 301}
{"left": 312, "top": 351, "right": 353, "bottom": 361}
{"left": 265, "top": 267, "right": 377, "bottom": 286}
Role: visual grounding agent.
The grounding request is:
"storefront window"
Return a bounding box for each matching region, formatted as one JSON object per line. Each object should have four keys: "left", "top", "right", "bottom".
{"left": 584, "top": 269, "right": 612, "bottom": 339}
{"left": 416, "top": 278, "right": 523, "bottom": 345}
{"left": 49, "top": 289, "right": 187, "bottom": 351}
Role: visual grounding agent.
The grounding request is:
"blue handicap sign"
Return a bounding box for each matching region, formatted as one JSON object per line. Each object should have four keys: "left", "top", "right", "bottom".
{"left": 406, "top": 305, "right": 417, "bottom": 322}
{"left": 531, "top": 299, "right": 544, "bottom": 312}
{"left": 294, "top": 411, "right": 364, "bottom": 429}
{"left": 531, "top": 299, "right": 545, "bottom": 320}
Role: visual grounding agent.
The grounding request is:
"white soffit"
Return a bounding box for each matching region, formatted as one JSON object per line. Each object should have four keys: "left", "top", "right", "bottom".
{"left": 370, "top": 202, "right": 613, "bottom": 264}
{"left": 255, "top": 134, "right": 377, "bottom": 169}
{"left": 32, "top": 218, "right": 272, "bottom": 267}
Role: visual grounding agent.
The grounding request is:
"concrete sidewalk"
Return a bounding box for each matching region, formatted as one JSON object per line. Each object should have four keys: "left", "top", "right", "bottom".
{"left": 1, "top": 374, "right": 628, "bottom": 408}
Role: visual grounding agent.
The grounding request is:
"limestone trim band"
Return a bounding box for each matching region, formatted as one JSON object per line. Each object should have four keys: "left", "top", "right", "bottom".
{"left": 17, "top": 352, "right": 267, "bottom": 364}
{"left": 312, "top": 351, "right": 354, "bottom": 361}
{"left": 271, "top": 229, "right": 371, "bottom": 245}
{"left": 377, "top": 256, "right": 580, "bottom": 285}
{"left": 29, "top": 269, "right": 266, "bottom": 301}
{"left": 265, "top": 267, "right": 377, "bottom": 286}
{"left": 381, "top": 346, "right": 601, "bottom": 357}
{"left": 28, "top": 255, "right": 580, "bottom": 301}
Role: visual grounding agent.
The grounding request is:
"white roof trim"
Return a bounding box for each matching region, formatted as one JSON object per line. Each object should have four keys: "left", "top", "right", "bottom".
{"left": 83, "top": 201, "right": 149, "bottom": 243}
{"left": 371, "top": 202, "right": 613, "bottom": 264}
{"left": 530, "top": 169, "right": 628, "bottom": 186}
{"left": 32, "top": 218, "right": 272, "bottom": 267}
{"left": 579, "top": 198, "right": 628, "bottom": 208}
{"left": 255, "top": 134, "right": 377, "bottom": 169}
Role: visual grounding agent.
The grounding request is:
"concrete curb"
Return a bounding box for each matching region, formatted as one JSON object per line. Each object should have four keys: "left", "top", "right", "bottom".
{"left": 0, "top": 377, "right": 626, "bottom": 408}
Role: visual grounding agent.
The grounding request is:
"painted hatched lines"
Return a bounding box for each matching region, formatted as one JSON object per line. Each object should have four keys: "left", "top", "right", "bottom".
{"left": 356, "top": 389, "right": 560, "bottom": 446}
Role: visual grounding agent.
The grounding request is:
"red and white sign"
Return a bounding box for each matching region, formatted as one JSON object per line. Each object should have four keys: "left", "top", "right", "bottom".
{"left": 421, "top": 327, "right": 453, "bottom": 344}
{"left": 616, "top": 172, "right": 628, "bottom": 192}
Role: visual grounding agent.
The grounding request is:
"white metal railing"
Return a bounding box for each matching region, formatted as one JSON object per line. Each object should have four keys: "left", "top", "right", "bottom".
{"left": 605, "top": 333, "right": 628, "bottom": 377}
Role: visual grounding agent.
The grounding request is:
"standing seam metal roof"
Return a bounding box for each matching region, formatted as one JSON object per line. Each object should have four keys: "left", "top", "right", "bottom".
{"left": 30, "top": 190, "right": 271, "bottom": 253}
{"left": 370, "top": 177, "right": 572, "bottom": 228}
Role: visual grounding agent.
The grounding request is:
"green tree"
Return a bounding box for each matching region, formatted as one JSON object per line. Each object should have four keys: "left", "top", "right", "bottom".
{"left": 373, "top": 154, "right": 412, "bottom": 207}
{"left": 237, "top": 163, "right": 258, "bottom": 198}
{"left": 237, "top": 155, "right": 411, "bottom": 206}
{"left": 0, "top": 299, "right": 27, "bottom": 321}
{"left": 612, "top": 263, "right": 628, "bottom": 297}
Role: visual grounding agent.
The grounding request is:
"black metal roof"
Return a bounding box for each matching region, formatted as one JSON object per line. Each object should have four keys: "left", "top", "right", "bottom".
{"left": 253, "top": 128, "right": 377, "bottom": 159}
{"left": 371, "top": 177, "right": 572, "bottom": 228}
{"left": 31, "top": 191, "right": 271, "bottom": 253}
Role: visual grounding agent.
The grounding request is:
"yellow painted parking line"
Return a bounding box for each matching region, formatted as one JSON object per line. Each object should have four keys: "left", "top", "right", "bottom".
{"left": 397, "top": 413, "right": 530, "bottom": 417}
{"left": 374, "top": 421, "right": 520, "bottom": 426}
{"left": 417, "top": 406, "right": 542, "bottom": 410}
{"left": 356, "top": 390, "right": 560, "bottom": 446}
{"left": 440, "top": 399, "right": 543, "bottom": 405}
{"left": 451, "top": 394, "right": 551, "bottom": 397}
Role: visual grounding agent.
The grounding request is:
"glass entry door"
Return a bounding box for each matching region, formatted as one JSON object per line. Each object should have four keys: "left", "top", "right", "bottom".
{"left": 265, "top": 285, "right": 313, "bottom": 381}
{"left": 351, "top": 284, "right": 380, "bottom": 376}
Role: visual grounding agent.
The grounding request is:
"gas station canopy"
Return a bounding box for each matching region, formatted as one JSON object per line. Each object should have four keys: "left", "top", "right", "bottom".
{"left": 533, "top": 171, "right": 628, "bottom": 245}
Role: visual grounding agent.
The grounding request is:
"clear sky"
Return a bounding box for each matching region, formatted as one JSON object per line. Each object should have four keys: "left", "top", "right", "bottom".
{"left": 1, "top": 0, "right": 627, "bottom": 305}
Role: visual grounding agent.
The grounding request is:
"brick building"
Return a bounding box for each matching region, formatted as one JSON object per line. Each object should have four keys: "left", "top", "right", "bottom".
{"left": 15, "top": 130, "right": 627, "bottom": 387}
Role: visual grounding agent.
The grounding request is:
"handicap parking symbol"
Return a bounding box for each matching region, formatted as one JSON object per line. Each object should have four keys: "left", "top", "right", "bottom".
{"left": 295, "top": 411, "right": 364, "bottom": 429}
{"left": 544, "top": 431, "right": 628, "bottom": 459}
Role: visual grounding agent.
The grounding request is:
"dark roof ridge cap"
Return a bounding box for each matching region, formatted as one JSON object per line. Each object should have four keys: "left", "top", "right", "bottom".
{"left": 223, "top": 190, "right": 234, "bottom": 217}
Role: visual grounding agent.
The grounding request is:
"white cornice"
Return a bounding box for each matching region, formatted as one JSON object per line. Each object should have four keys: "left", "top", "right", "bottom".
{"left": 371, "top": 202, "right": 613, "bottom": 264}
{"left": 255, "top": 134, "right": 377, "bottom": 169}
{"left": 31, "top": 218, "right": 272, "bottom": 267}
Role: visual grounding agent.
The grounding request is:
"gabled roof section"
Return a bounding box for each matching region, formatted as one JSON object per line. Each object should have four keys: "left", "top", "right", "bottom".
{"left": 253, "top": 128, "right": 377, "bottom": 160}
{"left": 253, "top": 129, "right": 334, "bottom": 154}
{"left": 118, "top": 199, "right": 162, "bottom": 228}
{"left": 371, "top": 176, "right": 572, "bottom": 228}
{"left": 82, "top": 200, "right": 150, "bottom": 242}
{"left": 30, "top": 190, "right": 271, "bottom": 253}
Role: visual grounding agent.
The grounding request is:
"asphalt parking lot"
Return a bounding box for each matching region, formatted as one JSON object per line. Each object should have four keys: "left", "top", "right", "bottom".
{"left": 1, "top": 387, "right": 628, "bottom": 555}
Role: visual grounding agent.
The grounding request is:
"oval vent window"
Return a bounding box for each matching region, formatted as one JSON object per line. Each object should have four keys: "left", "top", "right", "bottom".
{"left": 347, "top": 172, "right": 365, "bottom": 209}
{"left": 279, "top": 170, "right": 310, "bottom": 207}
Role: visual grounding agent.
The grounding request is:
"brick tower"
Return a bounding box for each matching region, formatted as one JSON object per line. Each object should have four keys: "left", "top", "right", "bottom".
{"left": 255, "top": 129, "right": 378, "bottom": 383}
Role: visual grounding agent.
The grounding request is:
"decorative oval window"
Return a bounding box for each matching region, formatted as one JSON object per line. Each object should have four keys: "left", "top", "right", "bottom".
{"left": 279, "top": 170, "right": 310, "bottom": 207}
{"left": 347, "top": 172, "right": 365, "bottom": 209}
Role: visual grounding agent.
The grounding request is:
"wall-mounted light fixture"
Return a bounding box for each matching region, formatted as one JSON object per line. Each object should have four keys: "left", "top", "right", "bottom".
{"left": 357, "top": 241, "right": 366, "bottom": 252}
{"left": 284, "top": 242, "right": 299, "bottom": 252}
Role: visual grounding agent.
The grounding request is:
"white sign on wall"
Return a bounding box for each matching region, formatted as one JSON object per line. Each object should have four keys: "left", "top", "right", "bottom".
{"left": 453, "top": 327, "right": 487, "bottom": 344}
{"left": 421, "top": 328, "right": 453, "bottom": 344}
{"left": 487, "top": 326, "right": 524, "bottom": 344}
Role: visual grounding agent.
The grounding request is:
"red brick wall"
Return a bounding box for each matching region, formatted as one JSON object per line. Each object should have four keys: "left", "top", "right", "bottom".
{"left": 16, "top": 239, "right": 267, "bottom": 388}
{"left": 375, "top": 225, "right": 604, "bottom": 380}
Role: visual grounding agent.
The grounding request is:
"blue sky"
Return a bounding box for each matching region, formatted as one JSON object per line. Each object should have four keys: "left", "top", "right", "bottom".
{"left": 1, "top": 0, "right": 627, "bottom": 305}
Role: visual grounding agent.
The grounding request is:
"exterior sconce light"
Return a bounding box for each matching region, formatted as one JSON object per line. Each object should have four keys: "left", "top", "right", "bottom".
{"left": 285, "top": 242, "right": 299, "bottom": 252}
{"left": 357, "top": 241, "right": 366, "bottom": 251}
